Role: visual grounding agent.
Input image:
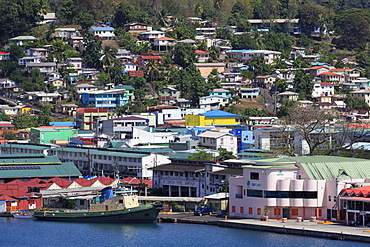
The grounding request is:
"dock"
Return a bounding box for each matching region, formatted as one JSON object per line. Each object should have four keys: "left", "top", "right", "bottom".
{"left": 158, "top": 213, "right": 370, "bottom": 243}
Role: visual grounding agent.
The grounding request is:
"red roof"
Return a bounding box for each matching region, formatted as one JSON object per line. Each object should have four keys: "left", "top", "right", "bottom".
{"left": 195, "top": 50, "right": 210, "bottom": 54}
{"left": 0, "top": 51, "right": 9, "bottom": 55}
{"left": 75, "top": 81, "right": 93, "bottom": 84}
{"left": 76, "top": 108, "right": 109, "bottom": 114}
{"left": 309, "top": 66, "right": 323, "bottom": 70}
{"left": 318, "top": 72, "right": 339, "bottom": 76}
{"left": 129, "top": 71, "right": 144, "bottom": 77}
{"left": 139, "top": 56, "right": 162, "bottom": 60}
{"left": 154, "top": 36, "right": 175, "bottom": 41}
{"left": 320, "top": 82, "right": 334, "bottom": 86}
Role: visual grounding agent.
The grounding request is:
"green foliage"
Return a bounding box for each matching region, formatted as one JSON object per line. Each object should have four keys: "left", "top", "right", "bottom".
{"left": 57, "top": 196, "right": 76, "bottom": 209}
{"left": 345, "top": 95, "right": 370, "bottom": 111}
{"left": 247, "top": 56, "right": 273, "bottom": 77}
{"left": 262, "top": 33, "right": 293, "bottom": 58}
{"left": 274, "top": 79, "right": 288, "bottom": 93}
{"left": 333, "top": 8, "right": 370, "bottom": 50}
{"left": 60, "top": 0, "right": 79, "bottom": 24}
{"left": 217, "top": 180, "right": 229, "bottom": 193}
{"left": 277, "top": 100, "right": 297, "bottom": 118}
{"left": 216, "top": 147, "right": 236, "bottom": 161}
{"left": 82, "top": 33, "right": 102, "bottom": 69}
{"left": 298, "top": 1, "right": 331, "bottom": 35}
{"left": 20, "top": 68, "right": 47, "bottom": 92}
{"left": 293, "top": 69, "right": 314, "bottom": 99}
{"left": 230, "top": 33, "right": 258, "bottom": 50}
{"left": 0, "top": 0, "right": 42, "bottom": 42}
{"left": 187, "top": 148, "right": 214, "bottom": 161}
{"left": 0, "top": 113, "right": 10, "bottom": 121}
{"left": 173, "top": 43, "right": 197, "bottom": 68}
{"left": 13, "top": 115, "right": 39, "bottom": 129}
{"left": 2, "top": 131, "right": 17, "bottom": 140}
{"left": 76, "top": 13, "right": 95, "bottom": 30}
{"left": 38, "top": 104, "right": 52, "bottom": 126}
{"left": 112, "top": 3, "right": 150, "bottom": 28}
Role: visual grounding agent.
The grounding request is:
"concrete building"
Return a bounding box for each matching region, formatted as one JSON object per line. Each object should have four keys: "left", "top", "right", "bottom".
{"left": 99, "top": 116, "right": 149, "bottom": 137}
{"left": 88, "top": 27, "right": 115, "bottom": 40}
{"left": 197, "top": 130, "right": 238, "bottom": 154}
{"left": 186, "top": 110, "right": 241, "bottom": 128}
{"left": 76, "top": 108, "right": 109, "bottom": 130}
{"left": 199, "top": 95, "right": 229, "bottom": 111}
{"left": 152, "top": 158, "right": 242, "bottom": 197}
{"left": 81, "top": 88, "right": 132, "bottom": 109}
{"left": 30, "top": 127, "right": 78, "bottom": 144}
{"left": 229, "top": 156, "right": 370, "bottom": 221}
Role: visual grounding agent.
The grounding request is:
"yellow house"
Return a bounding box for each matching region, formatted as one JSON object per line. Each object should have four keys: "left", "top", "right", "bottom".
{"left": 186, "top": 110, "right": 241, "bottom": 127}
{"left": 21, "top": 106, "right": 32, "bottom": 114}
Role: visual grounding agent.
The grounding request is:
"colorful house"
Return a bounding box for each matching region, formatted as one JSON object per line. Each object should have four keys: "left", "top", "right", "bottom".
{"left": 30, "top": 127, "right": 78, "bottom": 144}
{"left": 81, "top": 88, "right": 132, "bottom": 109}
{"left": 75, "top": 108, "right": 109, "bottom": 130}
{"left": 186, "top": 110, "right": 241, "bottom": 127}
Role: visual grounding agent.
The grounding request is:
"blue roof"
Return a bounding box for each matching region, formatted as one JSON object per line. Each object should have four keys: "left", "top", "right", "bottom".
{"left": 90, "top": 27, "right": 115, "bottom": 31}
{"left": 200, "top": 110, "right": 242, "bottom": 118}
{"left": 49, "top": 122, "right": 76, "bottom": 127}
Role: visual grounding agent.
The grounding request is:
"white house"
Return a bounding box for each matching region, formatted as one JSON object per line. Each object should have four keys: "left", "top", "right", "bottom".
{"left": 227, "top": 50, "right": 281, "bottom": 64}
{"left": 18, "top": 57, "right": 42, "bottom": 66}
{"left": 350, "top": 90, "right": 370, "bottom": 106}
{"left": 88, "top": 27, "right": 115, "bottom": 40}
{"left": 25, "top": 62, "right": 57, "bottom": 74}
{"left": 123, "top": 63, "right": 137, "bottom": 71}
{"left": 66, "top": 57, "right": 82, "bottom": 69}
{"left": 153, "top": 108, "right": 206, "bottom": 125}
{"left": 199, "top": 95, "right": 229, "bottom": 111}
{"left": 24, "top": 48, "right": 49, "bottom": 57}
{"left": 139, "top": 30, "right": 165, "bottom": 42}
{"left": 75, "top": 83, "right": 98, "bottom": 94}
{"left": 197, "top": 130, "right": 238, "bottom": 154}
{"left": 0, "top": 79, "right": 16, "bottom": 88}
{"left": 312, "top": 82, "right": 334, "bottom": 98}
{"left": 55, "top": 28, "right": 79, "bottom": 41}
{"left": 153, "top": 37, "right": 176, "bottom": 51}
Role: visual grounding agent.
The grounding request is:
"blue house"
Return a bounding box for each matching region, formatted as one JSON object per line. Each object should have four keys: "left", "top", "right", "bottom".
{"left": 239, "top": 87, "right": 259, "bottom": 99}
{"left": 209, "top": 88, "right": 232, "bottom": 99}
{"left": 81, "top": 88, "right": 132, "bottom": 109}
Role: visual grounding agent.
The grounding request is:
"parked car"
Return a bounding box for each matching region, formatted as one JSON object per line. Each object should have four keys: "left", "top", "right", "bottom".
{"left": 194, "top": 207, "right": 213, "bottom": 216}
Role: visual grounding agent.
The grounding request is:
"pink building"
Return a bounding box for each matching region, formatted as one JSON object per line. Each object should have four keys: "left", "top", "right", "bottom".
{"left": 229, "top": 156, "right": 370, "bottom": 221}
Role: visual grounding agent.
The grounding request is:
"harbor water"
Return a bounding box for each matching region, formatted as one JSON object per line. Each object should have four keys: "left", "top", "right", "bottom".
{"left": 1, "top": 217, "right": 368, "bottom": 247}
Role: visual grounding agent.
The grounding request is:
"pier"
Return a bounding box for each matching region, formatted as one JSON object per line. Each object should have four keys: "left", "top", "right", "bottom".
{"left": 158, "top": 213, "right": 370, "bottom": 243}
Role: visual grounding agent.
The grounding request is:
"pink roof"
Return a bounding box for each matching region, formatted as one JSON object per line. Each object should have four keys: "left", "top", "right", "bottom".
{"left": 154, "top": 36, "right": 175, "bottom": 41}
{"left": 0, "top": 51, "right": 9, "bottom": 55}
{"left": 317, "top": 72, "right": 339, "bottom": 76}
{"left": 195, "top": 50, "right": 210, "bottom": 54}
{"left": 320, "top": 82, "right": 334, "bottom": 86}
{"left": 0, "top": 194, "right": 16, "bottom": 201}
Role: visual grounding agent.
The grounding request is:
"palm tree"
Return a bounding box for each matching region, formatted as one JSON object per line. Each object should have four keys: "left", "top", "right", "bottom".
{"left": 100, "top": 47, "right": 117, "bottom": 80}
{"left": 146, "top": 59, "right": 159, "bottom": 97}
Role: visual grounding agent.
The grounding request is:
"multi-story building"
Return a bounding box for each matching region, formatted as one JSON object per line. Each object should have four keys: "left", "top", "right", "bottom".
{"left": 152, "top": 158, "right": 243, "bottom": 197}
{"left": 99, "top": 116, "right": 150, "bottom": 137}
{"left": 226, "top": 50, "right": 281, "bottom": 64}
{"left": 197, "top": 130, "right": 238, "bottom": 154}
{"left": 30, "top": 127, "right": 78, "bottom": 144}
{"left": 229, "top": 156, "right": 370, "bottom": 221}
{"left": 350, "top": 90, "right": 370, "bottom": 106}
{"left": 75, "top": 108, "right": 109, "bottom": 130}
{"left": 81, "top": 88, "right": 132, "bottom": 109}
{"left": 186, "top": 110, "right": 241, "bottom": 128}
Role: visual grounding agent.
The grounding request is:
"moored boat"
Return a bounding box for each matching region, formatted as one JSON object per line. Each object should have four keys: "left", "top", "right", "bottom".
{"left": 33, "top": 187, "right": 162, "bottom": 223}
{"left": 13, "top": 210, "right": 34, "bottom": 219}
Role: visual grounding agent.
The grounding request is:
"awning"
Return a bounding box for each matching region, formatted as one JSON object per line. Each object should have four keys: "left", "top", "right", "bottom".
{"left": 340, "top": 197, "right": 370, "bottom": 202}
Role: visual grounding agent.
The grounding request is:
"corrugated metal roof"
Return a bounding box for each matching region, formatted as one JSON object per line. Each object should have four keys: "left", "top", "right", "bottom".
{"left": 0, "top": 162, "right": 80, "bottom": 178}
{"left": 53, "top": 147, "right": 148, "bottom": 158}
{"left": 0, "top": 155, "right": 61, "bottom": 165}
{"left": 0, "top": 144, "right": 50, "bottom": 150}
{"left": 257, "top": 156, "right": 370, "bottom": 180}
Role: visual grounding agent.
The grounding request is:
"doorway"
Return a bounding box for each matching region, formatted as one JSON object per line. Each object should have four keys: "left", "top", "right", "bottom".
{"left": 283, "top": 208, "right": 290, "bottom": 219}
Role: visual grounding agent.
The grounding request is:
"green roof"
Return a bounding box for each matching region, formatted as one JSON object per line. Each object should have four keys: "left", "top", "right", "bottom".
{"left": 0, "top": 161, "right": 81, "bottom": 178}
{"left": 0, "top": 154, "right": 81, "bottom": 178}
{"left": 242, "top": 164, "right": 298, "bottom": 169}
{"left": 0, "top": 144, "right": 50, "bottom": 150}
{"left": 255, "top": 156, "right": 370, "bottom": 180}
{"left": 54, "top": 147, "right": 148, "bottom": 158}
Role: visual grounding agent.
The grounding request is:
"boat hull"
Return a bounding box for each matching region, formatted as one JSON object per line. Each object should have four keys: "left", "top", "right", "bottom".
{"left": 33, "top": 204, "right": 161, "bottom": 223}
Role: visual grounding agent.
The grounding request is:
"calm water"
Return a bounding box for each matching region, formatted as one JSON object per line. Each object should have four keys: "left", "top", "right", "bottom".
{"left": 0, "top": 217, "right": 367, "bottom": 247}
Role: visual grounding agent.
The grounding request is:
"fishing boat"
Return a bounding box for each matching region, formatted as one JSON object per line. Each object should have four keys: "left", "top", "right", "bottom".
{"left": 33, "top": 186, "right": 162, "bottom": 223}
{"left": 13, "top": 210, "right": 34, "bottom": 219}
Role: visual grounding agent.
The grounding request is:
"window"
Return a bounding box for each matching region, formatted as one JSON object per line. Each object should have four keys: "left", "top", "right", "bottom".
{"left": 328, "top": 195, "right": 331, "bottom": 202}
{"left": 247, "top": 189, "right": 263, "bottom": 197}
{"left": 257, "top": 208, "right": 261, "bottom": 215}
{"left": 240, "top": 207, "right": 244, "bottom": 214}
{"left": 250, "top": 172, "right": 259, "bottom": 180}
{"left": 274, "top": 208, "right": 281, "bottom": 215}
{"left": 249, "top": 207, "right": 253, "bottom": 214}
{"left": 232, "top": 206, "right": 236, "bottom": 213}
{"left": 292, "top": 209, "right": 299, "bottom": 216}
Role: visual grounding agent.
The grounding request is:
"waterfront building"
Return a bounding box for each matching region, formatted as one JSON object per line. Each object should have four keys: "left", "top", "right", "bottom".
{"left": 229, "top": 156, "right": 370, "bottom": 221}
{"left": 152, "top": 158, "right": 242, "bottom": 197}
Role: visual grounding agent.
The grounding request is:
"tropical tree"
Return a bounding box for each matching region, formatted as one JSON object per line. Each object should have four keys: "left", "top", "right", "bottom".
{"left": 188, "top": 148, "right": 214, "bottom": 161}
{"left": 82, "top": 33, "right": 102, "bottom": 69}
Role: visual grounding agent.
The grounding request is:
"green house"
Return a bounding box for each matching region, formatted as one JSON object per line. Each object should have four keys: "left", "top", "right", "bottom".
{"left": 30, "top": 127, "right": 78, "bottom": 144}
